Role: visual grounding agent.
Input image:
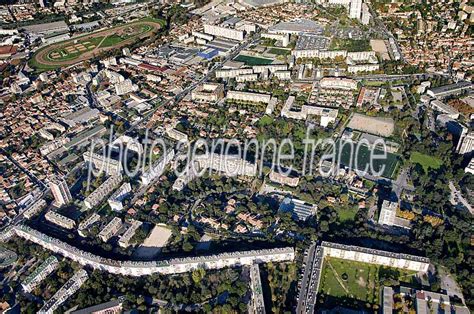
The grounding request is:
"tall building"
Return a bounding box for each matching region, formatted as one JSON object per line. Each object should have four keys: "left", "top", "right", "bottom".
{"left": 457, "top": 131, "right": 474, "bottom": 154}
{"left": 50, "top": 178, "right": 72, "bottom": 206}
{"left": 349, "top": 0, "right": 362, "bottom": 19}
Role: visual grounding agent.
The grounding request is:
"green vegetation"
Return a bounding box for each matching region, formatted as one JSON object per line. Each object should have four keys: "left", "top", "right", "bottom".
{"left": 264, "top": 262, "right": 297, "bottom": 313}
{"left": 409, "top": 152, "right": 443, "bottom": 172}
{"left": 335, "top": 140, "right": 400, "bottom": 179}
{"left": 335, "top": 205, "right": 359, "bottom": 222}
{"left": 329, "top": 38, "right": 371, "bottom": 52}
{"left": 319, "top": 257, "right": 418, "bottom": 306}
{"left": 268, "top": 47, "right": 291, "bottom": 55}
{"left": 29, "top": 18, "right": 165, "bottom": 71}
{"left": 234, "top": 54, "right": 273, "bottom": 66}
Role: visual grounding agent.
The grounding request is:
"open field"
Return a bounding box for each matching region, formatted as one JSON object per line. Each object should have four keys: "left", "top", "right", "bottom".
{"left": 319, "top": 257, "right": 418, "bottom": 305}
{"left": 335, "top": 140, "right": 400, "bottom": 179}
{"left": 268, "top": 47, "right": 291, "bottom": 55}
{"left": 134, "top": 224, "right": 172, "bottom": 259}
{"left": 410, "top": 152, "right": 443, "bottom": 172}
{"left": 30, "top": 18, "right": 164, "bottom": 71}
{"left": 234, "top": 54, "right": 274, "bottom": 65}
{"left": 347, "top": 113, "right": 395, "bottom": 137}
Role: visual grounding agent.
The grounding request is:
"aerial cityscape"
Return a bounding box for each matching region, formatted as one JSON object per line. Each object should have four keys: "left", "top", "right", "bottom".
{"left": 0, "top": 0, "right": 472, "bottom": 313}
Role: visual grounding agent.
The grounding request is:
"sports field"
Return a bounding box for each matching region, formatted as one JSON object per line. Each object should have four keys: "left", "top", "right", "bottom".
{"left": 319, "top": 257, "right": 418, "bottom": 304}
{"left": 409, "top": 152, "right": 443, "bottom": 172}
{"left": 335, "top": 140, "right": 400, "bottom": 179}
{"left": 234, "top": 54, "right": 273, "bottom": 65}
{"left": 30, "top": 18, "right": 164, "bottom": 71}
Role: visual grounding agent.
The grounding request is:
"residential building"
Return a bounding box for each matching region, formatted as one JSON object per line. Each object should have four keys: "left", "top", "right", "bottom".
{"left": 203, "top": 24, "right": 244, "bottom": 41}
{"left": 49, "top": 178, "right": 72, "bottom": 207}
{"left": 13, "top": 225, "right": 295, "bottom": 276}
{"left": 118, "top": 219, "right": 142, "bottom": 248}
{"left": 45, "top": 211, "right": 75, "bottom": 230}
{"left": 107, "top": 183, "right": 132, "bottom": 211}
{"left": 269, "top": 170, "right": 300, "bottom": 187}
{"left": 249, "top": 264, "right": 266, "bottom": 314}
{"left": 191, "top": 83, "right": 225, "bottom": 103}
{"left": 98, "top": 217, "right": 122, "bottom": 242}
{"left": 457, "top": 131, "right": 474, "bottom": 155}
{"left": 78, "top": 213, "right": 101, "bottom": 237}
{"left": 83, "top": 152, "right": 123, "bottom": 176}
{"left": 84, "top": 175, "right": 122, "bottom": 210}
{"left": 39, "top": 269, "right": 88, "bottom": 314}
{"left": 378, "top": 200, "right": 411, "bottom": 229}
{"left": 23, "top": 199, "right": 46, "bottom": 219}
{"left": 71, "top": 299, "right": 124, "bottom": 314}
{"left": 226, "top": 91, "right": 272, "bottom": 104}
{"left": 22, "top": 256, "right": 58, "bottom": 293}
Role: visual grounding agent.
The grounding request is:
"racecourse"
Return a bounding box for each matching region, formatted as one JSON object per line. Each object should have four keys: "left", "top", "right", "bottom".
{"left": 31, "top": 18, "right": 163, "bottom": 70}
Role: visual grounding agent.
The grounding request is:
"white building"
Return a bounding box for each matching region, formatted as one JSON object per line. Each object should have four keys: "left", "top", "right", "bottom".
{"left": 319, "top": 77, "right": 358, "bottom": 90}
{"left": 261, "top": 32, "right": 290, "bottom": 47}
{"left": 141, "top": 150, "right": 175, "bottom": 186}
{"left": 115, "top": 79, "right": 136, "bottom": 96}
{"left": 78, "top": 213, "right": 101, "bottom": 237}
{"left": 203, "top": 24, "right": 244, "bottom": 41}
{"left": 107, "top": 183, "right": 131, "bottom": 211}
{"left": 322, "top": 241, "right": 430, "bottom": 272}
{"left": 118, "top": 219, "right": 142, "bottom": 248}
{"left": 45, "top": 211, "right": 75, "bottom": 230}
{"left": 226, "top": 91, "right": 272, "bottom": 104}
{"left": 347, "top": 64, "right": 380, "bottom": 74}
{"left": 191, "top": 83, "right": 225, "bottom": 103}
{"left": 349, "top": 0, "right": 362, "bottom": 19}
{"left": 49, "top": 178, "right": 72, "bottom": 207}
{"left": 378, "top": 200, "right": 411, "bottom": 229}
{"left": 39, "top": 269, "right": 88, "bottom": 314}
{"left": 236, "top": 74, "right": 258, "bottom": 82}
{"left": 83, "top": 152, "right": 123, "bottom": 176}
{"left": 22, "top": 256, "right": 58, "bottom": 293}
{"left": 216, "top": 68, "right": 253, "bottom": 79}
{"left": 23, "top": 199, "right": 47, "bottom": 219}
{"left": 98, "top": 217, "right": 122, "bottom": 242}
{"left": 457, "top": 131, "right": 474, "bottom": 155}
{"left": 84, "top": 175, "right": 122, "bottom": 210}
{"left": 166, "top": 128, "right": 188, "bottom": 142}
{"left": 13, "top": 225, "right": 295, "bottom": 276}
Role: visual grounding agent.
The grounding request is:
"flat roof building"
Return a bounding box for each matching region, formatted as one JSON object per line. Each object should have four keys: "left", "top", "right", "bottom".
{"left": 45, "top": 211, "right": 75, "bottom": 230}
{"left": 98, "top": 217, "right": 122, "bottom": 242}
{"left": 22, "top": 256, "right": 58, "bottom": 293}
{"left": 279, "top": 197, "right": 317, "bottom": 221}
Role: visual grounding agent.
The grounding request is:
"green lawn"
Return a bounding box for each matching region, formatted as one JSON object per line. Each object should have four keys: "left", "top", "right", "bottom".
{"left": 410, "top": 152, "right": 443, "bottom": 172}
{"left": 335, "top": 140, "right": 400, "bottom": 179}
{"left": 99, "top": 35, "right": 124, "bottom": 48}
{"left": 319, "top": 257, "right": 419, "bottom": 305}
{"left": 268, "top": 47, "right": 290, "bottom": 55}
{"left": 336, "top": 206, "right": 359, "bottom": 222}
{"left": 319, "top": 257, "right": 379, "bottom": 304}
{"left": 234, "top": 54, "right": 273, "bottom": 65}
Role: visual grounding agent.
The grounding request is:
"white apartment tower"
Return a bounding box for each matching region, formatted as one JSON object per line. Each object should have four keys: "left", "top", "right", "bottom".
{"left": 50, "top": 178, "right": 72, "bottom": 206}
{"left": 349, "top": 0, "right": 363, "bottom": 19}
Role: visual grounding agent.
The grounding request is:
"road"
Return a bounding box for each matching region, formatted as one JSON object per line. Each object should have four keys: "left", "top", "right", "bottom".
{"left": 449, "top": 181, "right": 473, "bottom": 215}
{"left": 296, "top": 242, "right": 323, "bottom": 314}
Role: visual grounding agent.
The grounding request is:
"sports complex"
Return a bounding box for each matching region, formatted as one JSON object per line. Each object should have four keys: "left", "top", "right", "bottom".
{"left": 30, "top": 18, "right": 164, "bottom": 71}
